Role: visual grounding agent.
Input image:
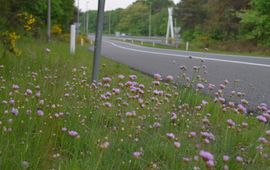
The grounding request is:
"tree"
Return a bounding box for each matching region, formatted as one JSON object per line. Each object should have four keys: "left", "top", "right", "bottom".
{"left": 116, "top": 1, "right": 149, "bottom": 35}
{"left": 240, "top": 0, "right": 270, "bottom": 45}
{"left": 175, "top": 0, "right": 207, "bottom": 32}
{"left": 145, "top": 0, "right": 174, "bottom": 13}
{"left": 205, "top": 0, "right": 249, "bottom": 40}
{"left": 0, "top": 0, "right": 76, "bottom": 33}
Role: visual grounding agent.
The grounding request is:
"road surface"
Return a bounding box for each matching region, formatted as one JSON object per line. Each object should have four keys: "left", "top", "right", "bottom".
{"left": 98, "top": 37, "right": 270, "bottom": 109}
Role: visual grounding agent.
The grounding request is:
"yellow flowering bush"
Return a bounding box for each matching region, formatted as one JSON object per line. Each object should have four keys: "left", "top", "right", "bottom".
{"left": 17, "top": 12, "right": 36, "bottom": 32}
{"left": 52, "top": 25, "right": 62, "bottom": 35}
{"left": 1, "top": 31, "right": 21, "bottom": 56}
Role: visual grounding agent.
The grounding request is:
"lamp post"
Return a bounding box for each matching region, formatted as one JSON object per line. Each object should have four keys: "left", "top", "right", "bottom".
{"left": 76, "top": 0, "right": 80, "bottom": 35}
{"left": 86, "top": 1, "right": 89, "bottom": 36}
{"left": 109, "top": 11, "right": 111, "bottom": 35}
{"left": 47, "top": 0, "right": 51, "bottom": 42}
{"left": 149, "top": 2, "right": 152, "bottom": 37}
{"left": 92, "top": 0, "right": 106, "bottom": 82}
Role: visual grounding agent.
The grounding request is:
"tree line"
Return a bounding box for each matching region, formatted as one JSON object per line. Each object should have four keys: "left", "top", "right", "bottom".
{"left": 0, "top": 0, "right": 76, "bottom": 35}
{"left": 84, "top": 0, "right": 269, "bottom": 48}
{"left": 1, "top": 0, "right": 270, "bottom": 48}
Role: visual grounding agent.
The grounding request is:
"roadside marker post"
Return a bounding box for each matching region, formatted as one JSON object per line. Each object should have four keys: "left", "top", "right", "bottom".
{"left": 70, "top": 24, "right": 76, "bottom": 54}
{"left": 186, "top": 41, "right": 189, "bottom": 51}
{"left": 81, "top": 38, "right": 84, "bottom": 46}
{"left": 92, "top": 0, "right": 105, "bottom": 82}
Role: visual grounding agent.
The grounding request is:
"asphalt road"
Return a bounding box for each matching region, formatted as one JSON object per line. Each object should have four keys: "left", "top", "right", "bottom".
{"left": 98, "top": 37, "right": 270, "bottom": 109}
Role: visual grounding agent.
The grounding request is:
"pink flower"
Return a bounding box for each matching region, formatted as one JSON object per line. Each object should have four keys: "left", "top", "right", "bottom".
{"left": 166, "top": 133, "right": 175, "bottom": 139}
{"left": 154, "top": 73, "right": 162, "bottom": 81}
{"left": 126, "top": 111, "right": 136, "bottom": 117}
{"left": 189, "top": 131, "right": 197, "bottom": 138}
{"left": 9, "top": 99, "right": 15, "bottom": 105}
{"left": 112, "top": 88, "right": 120, "bottom": 94}
{"left": 132, "top": 151, "right": 143, "bottom": 158}
{"left": 257, "top": 115, "right": 267, "bottom": 123}
{"left": 25, "top": 89, "right": 33, "bottom": 95}
{"left": 11, "top": 108, "right": 19, "bottom": 116}
{"left": 68, "top": 130, "right": 78, "bottom": 137}
{"left": 166, "top": 75, "right": 174, "bottom": 82}
{"left": 218, "top": 97, "right": 225, "bottom": 103}
{"left": 197, "top": 83, "right": 205, "bottom": 90}
{"left": 200, "top": 132, "right": 215, "bottom": 141}
{"left": 258, "top": 137, "right": 268, "bottom": 144}
{"left": 103, "top": 102, "right": 112, "bottom": 108}
{"left": 174, "top": 142, "right": 181, "bottom": 148}
{"left": 226, "top": 119, "right": 236, "bottom": 127}
{"left": 171, "top": 112, "right": 177, "bottom": 120}
{"left": 12, "top": 84, "right": 20, "bottom": 90}
{"left": 199, "top": 150, "right": 214, "bottom": 161}
{"left": 236, "top": 156, "right": 243, "bottom": 162}
{"left": 219, "top": 84, "right": 226, "bottom": 89}
{"left": 129, "top": 75, "right": 137, "bottom": 80}
{"left": 208, "top": 84, "right": 216, "bottom": 90}
{"left": 206, "top": 159, "right": 215, "bottom": 168}
{"left": 223, "top": 155, "right": 230, "bottom": 162}
{"left": 37, "top": 109, "right": 44, "bottom": 116}
{"left": 238, "top": 104, "right": 247, "bottom": 114}
{"left": 102, "top": 77, "right": 112, "bottom": 83}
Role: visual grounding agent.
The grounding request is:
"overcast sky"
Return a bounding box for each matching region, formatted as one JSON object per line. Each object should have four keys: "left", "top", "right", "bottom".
{"left": 77, "top": 0, "right": 181, "bottom": 12}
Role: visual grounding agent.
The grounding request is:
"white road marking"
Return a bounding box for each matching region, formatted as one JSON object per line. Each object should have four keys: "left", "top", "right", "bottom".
{"left": 105, "top": 41, "right": 270, "bottom": 68}
{"left": 107, "top": 37, "right": 270, "bottom": 60}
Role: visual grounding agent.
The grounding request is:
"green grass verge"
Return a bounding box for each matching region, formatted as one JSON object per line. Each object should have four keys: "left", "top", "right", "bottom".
{"left": 0, "top": 38, "right": 269, "bottom": 169}
{"left": 120, "top": 39, "right": 270, "bottom": 58}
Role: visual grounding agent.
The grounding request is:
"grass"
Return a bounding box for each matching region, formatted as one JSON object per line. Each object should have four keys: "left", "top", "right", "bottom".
{"left": 0, "top": 38, "right": 270, "bottom": 169}
{"left": 118, "top": 39, "right": 270, "bottom": 58}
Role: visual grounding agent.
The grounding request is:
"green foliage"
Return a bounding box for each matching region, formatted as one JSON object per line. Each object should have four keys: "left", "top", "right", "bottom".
{"left": 151, "top": 9, "right": 168, "bottom": 36}
{"left": 0, "top": 0, "right": 75, "bottom": 33}
{"left": 116, "top": 1, "right": 149, "bottom": 35}
{"left": 240, "top": 0, "right": 270, "bottom": 45}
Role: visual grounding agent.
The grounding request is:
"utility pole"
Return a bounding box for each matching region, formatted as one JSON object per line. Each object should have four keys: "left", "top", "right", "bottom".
{"left": 83, "top": 12, "right": 86, "bottom": 34}
{"left": 86, "top": 1, "right": 89, "bottom": 36}
{"left": 109, "top": 11, "right": 111, "bottom": 35}
{"left": 149, "top": 3, "right": 152, "bottom": 37}
{"left": 47, "top": 0, "right": 51, "bottom": 42}
{"left": 92, "top": 0, "right": 105, "bottom": 82}
{"left": 76, "top": 0, "right": 80, "bottom": 35}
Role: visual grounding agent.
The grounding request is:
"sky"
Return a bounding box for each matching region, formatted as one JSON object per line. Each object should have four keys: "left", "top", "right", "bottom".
{"left": 77, "top": 0, "right": 181, "bottom": 12}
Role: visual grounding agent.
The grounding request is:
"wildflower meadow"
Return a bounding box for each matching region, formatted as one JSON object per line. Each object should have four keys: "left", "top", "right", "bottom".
{"left": 0, "top": 38, "right": 270, "bottom": 170}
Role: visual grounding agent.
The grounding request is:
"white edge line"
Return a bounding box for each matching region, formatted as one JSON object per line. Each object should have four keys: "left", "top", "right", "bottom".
{"left": 106, "top": 37, "right": 270, "bottom": 60}
{"left": 105, "top": 40, "right": 270, "bottom": 68}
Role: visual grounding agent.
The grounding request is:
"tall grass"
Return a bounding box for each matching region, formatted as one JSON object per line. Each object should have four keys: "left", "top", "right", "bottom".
{"left": 0, "top": 38, "right": 269, "bottom": 169}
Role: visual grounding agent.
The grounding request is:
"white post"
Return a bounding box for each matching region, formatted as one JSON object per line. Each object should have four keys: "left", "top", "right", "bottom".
{"left": 186, "top": 41, "right": 189, "bottom": 51}
{"left": 81, "top": 38, "right": 84, "bottom": 46}
{"left": 70, "top": 24, "right": 76, "bottom": 54}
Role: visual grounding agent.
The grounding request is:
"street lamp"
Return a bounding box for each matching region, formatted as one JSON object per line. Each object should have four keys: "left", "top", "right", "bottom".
{"left": 47, "top": 0, "right": 51, "bottom": 42}
{"left": 86, "top": 1, "right": 89, "bottom": 36}
{"left": 76, "top": 0, "right": 80, "bottom": 35}
{"left": 92, "top": 0, "right": 106, "bottom": 82}
{"left": 149, "top": 2, "right": 152, "bottom": 37}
